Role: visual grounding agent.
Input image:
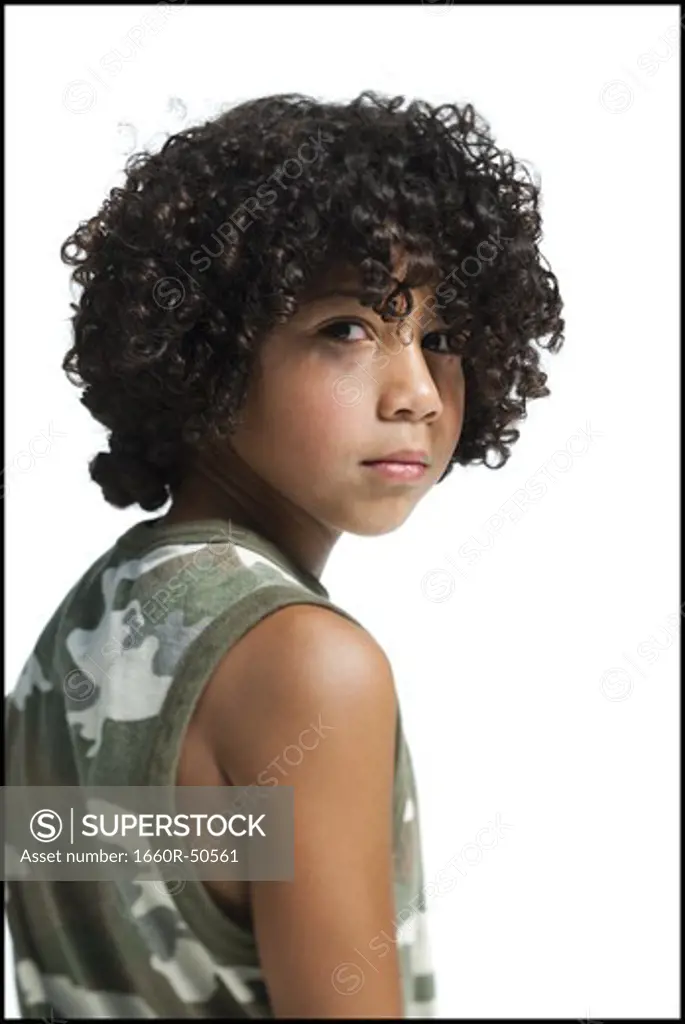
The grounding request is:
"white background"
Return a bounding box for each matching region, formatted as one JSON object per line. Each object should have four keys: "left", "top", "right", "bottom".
{"left": 4, "top": 3, "right": 680, "bottom": 1018}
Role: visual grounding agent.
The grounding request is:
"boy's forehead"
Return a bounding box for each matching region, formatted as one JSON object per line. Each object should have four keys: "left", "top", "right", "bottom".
{"left": 299, "top": 255, "right": 439, "bottom": 304}
{"left": 299, "top": 263, "right": 364, "bottom": 301}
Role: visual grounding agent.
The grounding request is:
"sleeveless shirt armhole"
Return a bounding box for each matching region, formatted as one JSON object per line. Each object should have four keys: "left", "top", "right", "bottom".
{"left": 139, "top": 582, "right": 403, "bottom": 958}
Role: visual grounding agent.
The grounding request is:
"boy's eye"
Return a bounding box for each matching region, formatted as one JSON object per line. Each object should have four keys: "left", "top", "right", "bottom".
{"left": 318, "top": 320, "right": 370, "bottom": 343}
{"left": 422, "top": 331, "right": 465, "bottom": 356}
{"left": 318, "top": 320, "right": 465, "bottom": 356}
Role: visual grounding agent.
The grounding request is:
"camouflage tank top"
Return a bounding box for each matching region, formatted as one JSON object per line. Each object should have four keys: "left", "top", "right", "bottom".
{"left": 4, "top": 516, "right": 436, "bottom": 1018}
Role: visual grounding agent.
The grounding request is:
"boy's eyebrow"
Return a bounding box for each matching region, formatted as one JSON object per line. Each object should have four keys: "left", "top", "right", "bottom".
{"left": 305, "top": 287, "right": 367, "bottom": 302}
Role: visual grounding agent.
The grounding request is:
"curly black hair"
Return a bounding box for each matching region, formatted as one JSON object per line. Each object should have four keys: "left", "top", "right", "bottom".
{"left": 60, "top": 90, "right": 565, "bottom": 511}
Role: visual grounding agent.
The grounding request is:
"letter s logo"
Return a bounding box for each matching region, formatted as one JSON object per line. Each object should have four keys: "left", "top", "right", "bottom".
{"left": 30, "top": 809, "right": 63, "bottom": 842}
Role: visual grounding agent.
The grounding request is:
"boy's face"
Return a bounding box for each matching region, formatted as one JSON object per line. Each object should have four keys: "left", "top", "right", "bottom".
{"left": 225, "top": 261, "right": 465, "bottom": 536}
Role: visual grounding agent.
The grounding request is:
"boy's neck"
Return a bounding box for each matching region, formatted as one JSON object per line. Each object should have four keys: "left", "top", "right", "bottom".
{"left": 160, "top": 461, "right": 339, "bottom": 584}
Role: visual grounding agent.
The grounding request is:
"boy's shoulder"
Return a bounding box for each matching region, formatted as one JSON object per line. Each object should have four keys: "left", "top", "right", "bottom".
{"left": 194, "top": 599, "right": 398, "bottom": 790}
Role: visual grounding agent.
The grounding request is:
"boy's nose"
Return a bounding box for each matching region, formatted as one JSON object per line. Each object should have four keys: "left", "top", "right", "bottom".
{"left": 376, "top": 339, "right": 443, "bottom": 423}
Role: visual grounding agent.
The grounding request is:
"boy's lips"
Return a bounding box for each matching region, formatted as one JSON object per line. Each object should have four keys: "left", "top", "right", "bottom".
{"left": 360, "top": 458, "right": 430, "bottom": 483}
{"left": 361, "top": 449, "right": 431, "bottom": 466}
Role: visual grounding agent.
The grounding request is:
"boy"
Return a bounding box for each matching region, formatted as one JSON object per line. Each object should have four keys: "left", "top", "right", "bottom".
{"left": 5, "top": 89, "right": 564, "bottom": 1018}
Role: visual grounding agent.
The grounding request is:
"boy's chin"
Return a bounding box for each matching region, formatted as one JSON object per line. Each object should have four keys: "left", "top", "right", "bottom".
{"left": 342, "top": 505, "right": 418, "bottom": 537}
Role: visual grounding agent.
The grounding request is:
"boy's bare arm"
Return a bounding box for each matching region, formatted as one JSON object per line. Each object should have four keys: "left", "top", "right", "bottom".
{"left": 203, "top": 604, "right": 403, "bottom": 1019}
